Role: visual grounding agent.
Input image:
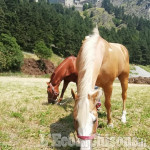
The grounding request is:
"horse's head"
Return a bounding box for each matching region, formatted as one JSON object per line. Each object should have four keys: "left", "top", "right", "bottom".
{"left": 71, "top": 89, "right": 103, "bottom": 150}
{"left": 47, "top": 82, "right": 59, "bottom": 104}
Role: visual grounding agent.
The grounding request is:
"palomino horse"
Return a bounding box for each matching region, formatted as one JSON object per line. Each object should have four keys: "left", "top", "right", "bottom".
{"left": 47, "top": 56, "right": 77, "bottom": 104}
{"left": 72, "top": 28, "right": 129, "bottom": 149}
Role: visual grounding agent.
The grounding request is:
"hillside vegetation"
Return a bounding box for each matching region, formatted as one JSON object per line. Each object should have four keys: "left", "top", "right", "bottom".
{"left": 82, "top": 0, "right": 150, "bottom": 65}
{"left": 0, "top": 1, "right": 93, "bottom": 61}
{"left": 81, "top": 8, "right": 116, "bottom": 29}
{"left": 23, "top": 52, "right": 64, "bottom": 67}
{"left": 110, "top": 0, "right": 150, "bottom": 20}
{"left": 97, "top": 0, "right": 150, "bottom": 65}
{"left": 0, "top": 0, "right": 150, "bottom": 73}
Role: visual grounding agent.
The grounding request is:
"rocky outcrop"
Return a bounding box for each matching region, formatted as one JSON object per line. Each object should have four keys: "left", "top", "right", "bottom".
{"left": 110, "top": 0, "right": 150, "bottom": 20}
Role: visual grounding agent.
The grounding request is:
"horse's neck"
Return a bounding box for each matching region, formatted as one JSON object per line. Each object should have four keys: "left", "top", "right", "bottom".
{"left": 77, "top": 38, "right": 105, "bottom": 97}
{"left": 50, "top": 64, "right": 67, "bottom": 86}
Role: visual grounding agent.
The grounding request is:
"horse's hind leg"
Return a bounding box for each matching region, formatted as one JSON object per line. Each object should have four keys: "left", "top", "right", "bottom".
{"left": 118, "top": 74, "right": 129, "bottom": 123}
{"left": 103, "top": 83, "right": 113, "bottom": 127}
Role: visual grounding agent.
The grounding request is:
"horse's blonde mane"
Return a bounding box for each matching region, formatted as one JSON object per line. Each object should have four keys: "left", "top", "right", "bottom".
{"left": 77, "top": 27, "right": 99, "bottom": 128}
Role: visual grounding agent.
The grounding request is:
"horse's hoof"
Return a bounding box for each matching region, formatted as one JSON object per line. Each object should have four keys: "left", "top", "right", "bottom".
{"left": 121, "top": 116, "right": 126, "bottom": 123}
{"left": 55, "top": 102, "right": 60, "bottom": 105}
{"left": 107, "top": 123, "right": 114, "bottom": 128}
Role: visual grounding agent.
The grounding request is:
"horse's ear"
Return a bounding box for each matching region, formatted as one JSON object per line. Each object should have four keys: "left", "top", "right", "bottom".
{"left": 97, "top": 89, "right": 103, "bottom": 100}
{"left": 71, "top": 89, "right": 78, "bottom": 100}
{"left": 88, "top": 89, "right": 103, "bottom": 102}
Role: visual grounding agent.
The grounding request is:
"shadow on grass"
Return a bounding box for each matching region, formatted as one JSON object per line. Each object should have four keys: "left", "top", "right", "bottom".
{"left": 42, "top": 97, "right": 74, "bottom": 111}
{"left": 50, "top": 113, "right": 80, "bottom": 150}
{"left": 98, "top": 111, "right": 106, "bottom": 118}
{"left": 58, "top": 98, "right": 74, "bottom": 111}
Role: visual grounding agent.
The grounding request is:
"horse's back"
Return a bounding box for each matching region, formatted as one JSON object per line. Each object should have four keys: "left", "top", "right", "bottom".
{"left": 62, "top": 56, "right": 77, "bottom": 82}
{"left": 110, "top": 43, "right": 129, "bottom": 61}
{"left": 109, "top": 43, "right": 129, "bottom": 75}
{"left": 96, "top": 41, "right": 129, "bottom": 87}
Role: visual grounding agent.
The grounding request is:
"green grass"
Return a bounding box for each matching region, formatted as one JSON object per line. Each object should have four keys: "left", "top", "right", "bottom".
{"left": 23, "top": 51, "right": 64, "bottom": 67}
{"left": 23, "top": 51, "right": 39, "bottom": 60}
{"left": 0, "top": 77, "right": 149, "bottom": 149}
{"left": 0, "top": 143, "right": 12, "bottom": 150}
{"left": 129, "top": 64, "right": 138, "bottom": 76}
{"left": 130, "top": 64, "right": 136, "bottom": 70}
{"left": 10, "top": 111, "right": 25, "bottom": 123}
{"left": 139, "top": 65, "right": 150, "bottom": 73}
{"left": 50, "top": 53, "right": 64, "bottom": 66}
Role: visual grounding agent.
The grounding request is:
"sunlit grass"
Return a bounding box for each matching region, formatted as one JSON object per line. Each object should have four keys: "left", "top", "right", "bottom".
{"left": 23, "top": 51, "right": 39, "bottom": 60}
{"left": 139, "top": 65, "right": 150, "bottom": 73}
{"left": 49, "top": 53, "right": 64, "bottom": 67}
{"left": 23, "top": 51, "right": 64, "bottom": 67}
{"left": 0, "top": 77, "right": 149, "bottom": 149}
{"left": 130, "top": 64, "right": 136, "bottom": 71}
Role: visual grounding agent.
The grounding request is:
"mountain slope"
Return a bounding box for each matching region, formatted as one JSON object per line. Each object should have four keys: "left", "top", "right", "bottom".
{"left": 81, "top": 7, "right": 127, "bottom": 29}
{"left": 81, "top": 8, "right": 116, "bottom": 29}
{"left": 110, "top": 0, "right": 150, "bottom": 20}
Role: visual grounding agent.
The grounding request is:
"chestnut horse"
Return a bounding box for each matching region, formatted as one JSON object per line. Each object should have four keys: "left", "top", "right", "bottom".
{"left": 72, "top": 28, "right": 129, "bottom": 149}
{"left": 47, "top": 56, "right": 77, "bottom": 104}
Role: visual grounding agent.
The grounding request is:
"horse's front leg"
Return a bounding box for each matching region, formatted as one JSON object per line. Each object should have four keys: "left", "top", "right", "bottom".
{"left": 118, "top": 74, "right": 129, "bottom": 123}
{"left": 57, "top": 80, "right": 69, "bottom": 104}
{"left": 103, "top": 84, "right": 113, "bottom": 127}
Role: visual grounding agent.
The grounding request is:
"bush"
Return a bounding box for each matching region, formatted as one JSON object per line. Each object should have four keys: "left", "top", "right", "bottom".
{"left": 0, "top": 42, "right": 7, "bottom": 71}
{"left": 33, "top": 41, "right": 52, "bottom": 59}
{"left": 0, "top": 34, "right": 23, "bottom": 72}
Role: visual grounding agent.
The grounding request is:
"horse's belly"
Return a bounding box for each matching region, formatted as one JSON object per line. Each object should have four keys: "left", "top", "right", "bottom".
{"left": 64, "top": 74, "right": 77, "bottom": 83}
{"left": 95, "top": 69, "right": 116, "bottom": 87}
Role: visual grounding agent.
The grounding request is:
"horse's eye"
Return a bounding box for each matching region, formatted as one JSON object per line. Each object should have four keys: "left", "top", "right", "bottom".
{"left": 48, "top": 86, "right": 50, "bottom": 88}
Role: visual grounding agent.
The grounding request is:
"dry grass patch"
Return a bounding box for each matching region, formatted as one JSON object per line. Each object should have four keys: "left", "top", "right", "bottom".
{"left": 0, "top": 77, "right": 149, "bottom": 150}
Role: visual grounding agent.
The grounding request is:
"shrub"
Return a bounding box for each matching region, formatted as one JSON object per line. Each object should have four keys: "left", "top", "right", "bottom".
{"left": 0, "top": 42, "right": 7, "bottom": 71}
{"left": 0, "top": 34, "right": 23, "bottom": 72}
{"left": 33, "top": 41, "right": 52, "bottom": 59}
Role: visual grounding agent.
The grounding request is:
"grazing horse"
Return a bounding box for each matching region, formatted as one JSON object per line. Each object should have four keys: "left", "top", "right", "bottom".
{"left": 47, "top": 56, "right": 77, "bottom": 104}
{"left": 72, "top": 28, "right": 129, "bottom": 149}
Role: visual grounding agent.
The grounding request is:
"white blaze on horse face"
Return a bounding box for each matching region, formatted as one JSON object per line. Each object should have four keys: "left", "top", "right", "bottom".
{"left": 77, "top": 107, "right": 95, "bottom": 150}
{"left": 78, "top": 117, "right": 93, "bottom": 150}
{"left": 78, "top": 112, "right": 94, "bottom": 136}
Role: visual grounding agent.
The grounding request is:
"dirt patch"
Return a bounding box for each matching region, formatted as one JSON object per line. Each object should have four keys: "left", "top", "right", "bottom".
{"left": 128, "top": 77, "right": 150, "bottom": 84}
{"left": 21, "top": 58, "right": 55, "bottom": 75}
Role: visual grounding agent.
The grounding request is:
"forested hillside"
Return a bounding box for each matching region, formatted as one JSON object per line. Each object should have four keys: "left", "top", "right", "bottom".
{"left": 98, "top": 0, "right": 150, "bottom": 65}
{"left": 0, "top": 0, "right": 93, "bottom": 58}
{"left": 110, "top": 0, "right": 150, "bottom": 20}
{"left": 83, "top": 0, "right": 150, "bottom": 65}
{"left": 0, "top": 0, "right": 150, "bottom": 73}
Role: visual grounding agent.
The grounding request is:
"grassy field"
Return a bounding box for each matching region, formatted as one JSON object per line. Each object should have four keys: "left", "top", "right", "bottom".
{"left": 0, "top": 76, "right": 149, "bottom": 150}
{"left": 139, "top": 65, "right": 150, "bottom": 73}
